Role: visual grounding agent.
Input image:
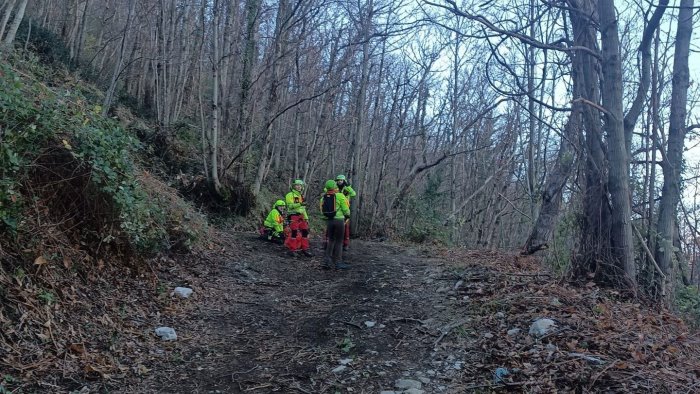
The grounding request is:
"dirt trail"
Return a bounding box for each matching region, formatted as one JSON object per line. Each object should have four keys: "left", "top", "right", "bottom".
{"left": 113, "top": 231, "right": 700, "bottom": 393}
{"left": 123, "top": 234, "right": 476, "bottom": 393}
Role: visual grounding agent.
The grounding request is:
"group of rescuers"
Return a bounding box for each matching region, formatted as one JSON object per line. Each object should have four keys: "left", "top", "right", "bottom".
{"left": 260, "top": 175, "right": 357, "bottom": 270}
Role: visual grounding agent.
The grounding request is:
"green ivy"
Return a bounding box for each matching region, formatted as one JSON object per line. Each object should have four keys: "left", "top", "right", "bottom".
{"left": 0, "top": 60, "right": 168, "bottom": 252}
{"left": 677, "top": 285, "right": 700, "bottom": 326}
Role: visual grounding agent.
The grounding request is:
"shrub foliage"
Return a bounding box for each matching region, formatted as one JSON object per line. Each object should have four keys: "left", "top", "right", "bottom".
{"left": 0, "top": 57, "right": 200, "bottom": 257}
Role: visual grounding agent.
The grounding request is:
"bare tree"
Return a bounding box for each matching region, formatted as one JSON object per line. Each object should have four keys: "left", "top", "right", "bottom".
{"left": 655, "top": 0, "right": 695, "bottom": 301}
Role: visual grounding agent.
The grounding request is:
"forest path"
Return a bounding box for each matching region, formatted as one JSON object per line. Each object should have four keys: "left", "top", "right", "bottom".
{"left": 122, "top": 233, "right": 489, "bottom": 393}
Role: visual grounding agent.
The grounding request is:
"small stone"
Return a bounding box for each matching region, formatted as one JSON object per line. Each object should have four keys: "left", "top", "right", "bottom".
{"left": 550, "top": 297, "right": 562, "bottom": 307}
{"left": 377, "top": 371, "right": 387, "bottom": 376}
{"left": 403, "top": 389, "right": 425, "bottom": 394}
{"left": 453, "top": 280, "right": 464, "bottom": 290}
{"left": 453, "top": 361, "right": 463, "bottom": 370}
{"left": 546, "top": 343, "right": 558, "bottom": 352}
{"left": 379, "top": 391, "right": 396, "bottom": 394}
{"left": 507, "top": 328, "right": 521, "bottom": 336}
{"left": 339, "top": 358, "right": 353, "bottom": 365}
{"left": 173, "top": 287, "right": 193, "bottom": 298}
{"left": 364, "top": 321, "right": 376, "bottom": 328}
{"left": 484, "top": 333, "right": 494, "bottom": 339}
{"left": 529, "top": 318, "right": 556, "bottom": 337}
{"left": 418, "top": 376, "right": 431, "bottom": 384}
{"left": 332, "top": 365, "right": 347, "bottom": 373}
{"left": 154, "top": 327, "right": 177, "bottom": 341}
{"left": 493, "top": 367, "right": 509, "bottom": 383}
{"left": 568, "top": 352, "right": 605, "bottom": 365}
{"left": 495, "top": 312, "right": 505, "bottom": 319}
{"left": 395, "top": 378, "right": 422, "bottom": 390}
{"left": 426, "top": 369, "right": 436, "bottom": 376}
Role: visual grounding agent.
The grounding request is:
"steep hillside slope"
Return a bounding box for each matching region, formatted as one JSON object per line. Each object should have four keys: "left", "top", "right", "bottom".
{"left": 0, "top": 52, "right": 208, "bottom": 390}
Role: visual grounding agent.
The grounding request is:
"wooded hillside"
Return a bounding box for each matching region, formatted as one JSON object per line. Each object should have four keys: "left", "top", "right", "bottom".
{"left": 0, "top": 0, "right": 699, "bottom": 377}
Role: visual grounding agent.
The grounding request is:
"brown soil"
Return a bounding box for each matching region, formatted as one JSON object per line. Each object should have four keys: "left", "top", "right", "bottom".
{"left": 120, "top": 233, "right": 461, "bottom": 393}
{"left": 5, "top": 230, "right": 700, "bottom": 393}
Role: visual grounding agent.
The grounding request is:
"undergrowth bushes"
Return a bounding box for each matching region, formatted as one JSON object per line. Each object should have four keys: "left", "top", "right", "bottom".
{"left": 0, "top": 54, "right": 205, "bottom": 259}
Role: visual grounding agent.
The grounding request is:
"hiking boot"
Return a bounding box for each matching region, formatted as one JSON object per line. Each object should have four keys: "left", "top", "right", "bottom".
{"left": 342, "top": 245, "right": 348, "bottom": 252}
{"left": 302, "top": 249, "right": 313, "bottom": 257}
{"left": 335, "top": 262, "right": 351, "bottom": 270}
{"left": 322, "top": 257, "right": 332, "bottom": 269}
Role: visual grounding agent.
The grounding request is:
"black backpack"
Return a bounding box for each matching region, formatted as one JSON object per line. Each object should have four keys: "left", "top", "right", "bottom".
{"left": 321, "top": 193, "right": 337, "bottom": 218}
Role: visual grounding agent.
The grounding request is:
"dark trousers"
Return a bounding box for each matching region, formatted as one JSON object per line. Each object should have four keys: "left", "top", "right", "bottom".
{"left": 261, "top": 228, "right": 284, "bottom": 244}
{"left": 325, "top": 219, "right": 345, "bottom": 264}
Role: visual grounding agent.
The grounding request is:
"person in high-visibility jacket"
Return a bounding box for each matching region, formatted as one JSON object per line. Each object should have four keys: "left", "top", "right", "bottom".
{"left": 261, "top": 200, "right": 286, "bottom": 243}
{"left": 320, "top": 179, "right": 351, "bottom": 269}
{"left": 285, "top": 179, "right": 312, "bottom": 256}
{"left": 335, "top": 175, "right": 356, "bottom": 250}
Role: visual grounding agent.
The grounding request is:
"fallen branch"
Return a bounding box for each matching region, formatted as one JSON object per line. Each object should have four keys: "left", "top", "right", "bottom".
{"left": 334, "top": 320, "right": 362, "bottom": 329}
{"left": 387, "top": 317, "right": 428, "bottom": 325}
{"left": 433, "top": 317, "right": 471, "bottom": 348}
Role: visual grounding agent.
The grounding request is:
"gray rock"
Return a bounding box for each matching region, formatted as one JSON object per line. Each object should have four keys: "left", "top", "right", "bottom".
{"left": 493, "top": 367, "right": 509, "bottom": 383}
{"left": 418, "top": 376, "right": 431, "bottom": 384}
{"left": 364, "top": 321, "right": 376, "bottom": 328}
{"left": 379, "top": 391, "right": 396, "bottom": 394}
{"left": 495, "top": 312, "right": 505, "bottom": 319}
{"left": 339, "top": 358, "right": 353, "bottom": 365}
{"left": 484, "top": 332, "right": 494, "bottom": 339}
{"left": 331, "top": 365, "right": 347, "bottom": 373}
{"left": 403, "top": 389, "right": 426, "bottom": 394}
{"left": 529, "top": 318, "right": 556, "bottom": 337}
{"left": 154, "top": 327, "right": 177, "bottom": 341}
{"left": 395, "top": 378, "right": 422, "bottom": 390}
{"left": 568, "top": 352, "right": 605, "bottom": 365}
{"left": 426, "top": 369, "right": 437, "bottom": 376}
{"left": 507, "top": 328, "right": 521, "bottom": 336}
{"left": 173, "top": 287, "right": 193, "bottom": 298}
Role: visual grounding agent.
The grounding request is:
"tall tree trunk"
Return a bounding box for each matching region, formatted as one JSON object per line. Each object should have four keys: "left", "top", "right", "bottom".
{"left": 655, "top": 0, "right": 694, "bottom": 302}
{"left": 2, "top": 0, "right": 26, "bottom": 46}
{"left": 525, "top": 0, "right": 537, "bottom": 220}
{"left": 523, "top": 102, "right": 580, "bottom": 254}
{"left": 102, "top": 0, "right": 134, "bottom": 115}
{"left": 233, "top": 0, "right": 259, "bottom": 183}
{"left": 598, "top": 0, "right": 636, "bottom": 288}
{"left": 569, "top": 0, "right": 610, "bottom": 280}
{"left": 252, "top": 0, "right": 290, "bottom": 196}
{"left": 210, "top": 0, "right": 223, "bottom": 193}
{"left": 0, "top": 0, "right": 17, "bottom": 43}
{"left": 348, "top": 0, "right": 373, "bottom": 232}
{"left": 73, "top": 0, "right": 90, "bottom": 67}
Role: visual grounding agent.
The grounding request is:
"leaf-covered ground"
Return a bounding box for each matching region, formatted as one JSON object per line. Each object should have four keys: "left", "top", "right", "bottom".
{"left": 3, "top": 230, "right": 700, "bottom": 393}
